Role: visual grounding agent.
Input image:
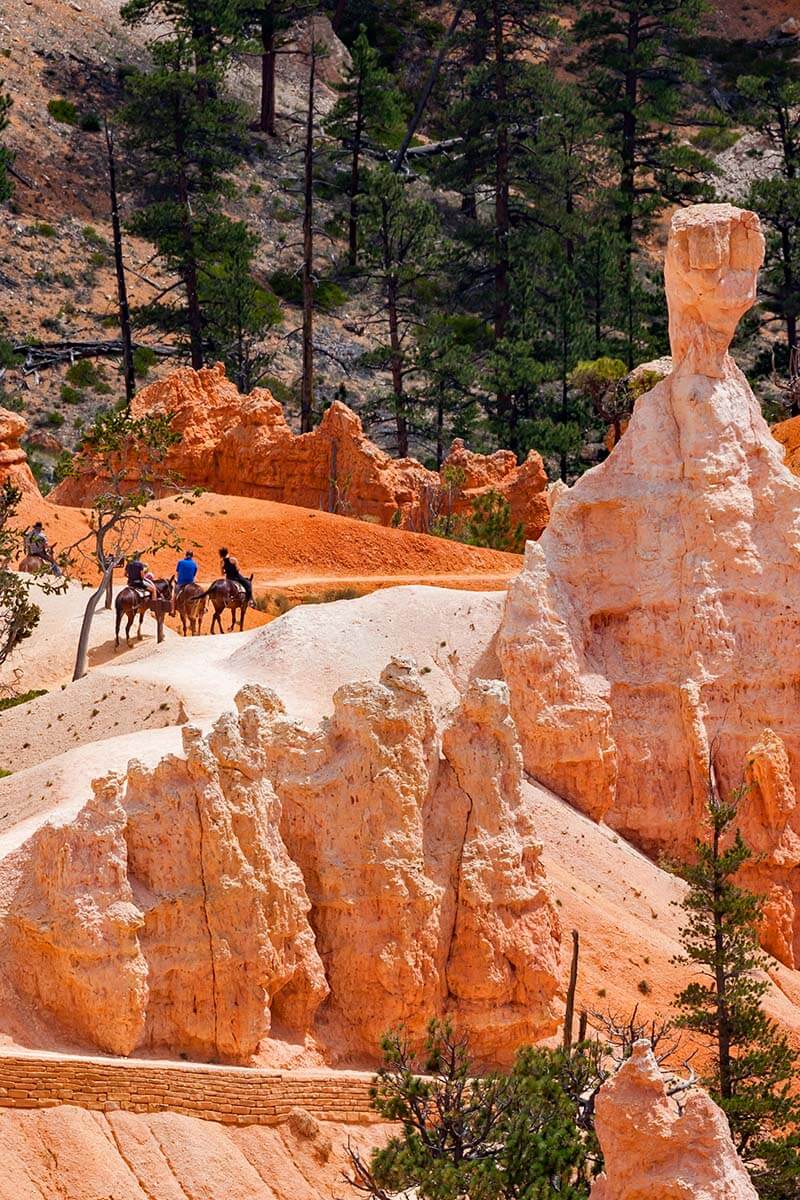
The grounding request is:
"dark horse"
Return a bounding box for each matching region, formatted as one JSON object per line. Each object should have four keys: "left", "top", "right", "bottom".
{"left": 115, "top": 577, "right": 173, "bottom": 648}
{"left": 205, "top": 576, "right": 252, "bottom": 634}
{"left": 174, "top": 581, "right": 207, "bottom": 636}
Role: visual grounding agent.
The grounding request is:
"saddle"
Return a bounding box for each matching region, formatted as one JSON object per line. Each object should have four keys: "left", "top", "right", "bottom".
{"left": 131, "top": 585, "right": 151, "bottom": 601}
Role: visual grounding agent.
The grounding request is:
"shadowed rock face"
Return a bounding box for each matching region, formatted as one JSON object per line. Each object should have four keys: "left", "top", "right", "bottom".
{"left": 499, "top": 203, "right": 800, "bottom": 966}
{"left": 590, "top": 1041, "right": 758, "bottom": 1200}
{"left": 2, "top": 668, "right": 561, "bottom": 1065}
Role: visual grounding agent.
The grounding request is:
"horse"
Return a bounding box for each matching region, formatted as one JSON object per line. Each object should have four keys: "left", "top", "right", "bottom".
{"left": 115, "top": 577, "right": 173, "bottom": 649}
{"left": 205, "top": 576, "right": 252, "bottom": 634}
{"left": 18, "top": 548, "right": 61, "bottom": 576}
{"left": 174, "top": 580, "right": 207, "bottom": 636}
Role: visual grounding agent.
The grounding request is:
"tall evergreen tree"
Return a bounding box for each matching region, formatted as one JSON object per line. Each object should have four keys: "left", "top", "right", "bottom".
{"left": 121, "top": 40, "right": 247, "bottom": 368}
{"left": 121, "top": 0, "right": 240, "bottom": 73}
{"left": 324, "top": 25, "right": 402, "bottom": 266}
{"left": 674, "top": 784, "right": 800, "bottom": 1197}
{"left": 740, "top": 66, "right": 800, "bottom": 386}
{"left": 237, "top": 0, "right": 319, "bottom": 136}
{"left": 573, "top": 0, "right": 713, "bottom": 365}
{"left": 0, "top": 82, "right": 13, "bottom": 204}
{"left": 200, "top": 221, "right": 282, "bottom": 391}
{"left": 358, "top": 166, "right": 441, "bottom": 456}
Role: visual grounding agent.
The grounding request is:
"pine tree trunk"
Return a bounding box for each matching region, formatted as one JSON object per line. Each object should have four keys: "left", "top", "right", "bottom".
{"left": 348, "top": 83, "right": 364, "bottom": 268}
{"left": 712, "top": 819, "right": 734, "bottom": 1100}
{"left": 332, "top": 0, "right": 347, "bottom": 32}
{"left": 387, "top": 271, "right": 408, "bottom": 457}
{"left": 260, "top": 5, "right": 277, "bottom": 135}
{"left": 300, "top": 33, "right": 316, "bottom": 432}
{"left": 492, "top": 0, "right": 512, "bottom": 431}
{"left": 620, "top": 9, "right": 640, "bottom": 370}
{"left": 105, "top": 122, "right": 135, "bottom": 408}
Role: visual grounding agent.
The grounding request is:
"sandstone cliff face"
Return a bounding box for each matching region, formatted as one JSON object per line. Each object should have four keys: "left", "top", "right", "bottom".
{"left": 0, "top": 406, "right": 40, "bottom": 497}
{"left": 590, "top": 1041, "right": 758, "bottom": 1200}
{"left": 2, "top": 669, "right": 561, "bottom": 1064}
{"left": 499, "top": 203, "right": 800, "bottom": 965}
{"left": 51, "top": 362, "right": 550, "bottom": 539}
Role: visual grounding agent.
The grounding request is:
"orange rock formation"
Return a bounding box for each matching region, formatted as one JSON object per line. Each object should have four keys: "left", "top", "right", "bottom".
{"left": 0, "top": 406, "right": 38, "bottom": 496}
{"left": 1, "top": 667, "right": 561, "bottom": 1065}
{"left": 51, "top": 363, "right": 551, "bottom": 539}
{"left": 499, "top": 203, "right": 800, "bottom": 966}
{"left": 590, "top": 1041, "right": 758, "bottom": 1199}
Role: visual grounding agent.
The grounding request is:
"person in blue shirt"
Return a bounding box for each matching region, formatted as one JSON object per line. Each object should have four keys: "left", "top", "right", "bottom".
{"left": 175, "top": 550, "right": 198, "bottom": 597}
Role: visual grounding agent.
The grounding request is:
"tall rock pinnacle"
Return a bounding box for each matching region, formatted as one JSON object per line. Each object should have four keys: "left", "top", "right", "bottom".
{"left": 499, "top": 203, "right": 800, "bottom": 966}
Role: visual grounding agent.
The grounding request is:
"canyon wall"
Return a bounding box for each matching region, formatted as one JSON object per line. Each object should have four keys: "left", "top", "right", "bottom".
{"left": 2, "top": 665, "right": 561, "bottom": 1064}
{"left": 499, "top": 203, "right": 800, "bottom": 966}
{"left": 50, "top": 364, "right": 551, "bottom": 539}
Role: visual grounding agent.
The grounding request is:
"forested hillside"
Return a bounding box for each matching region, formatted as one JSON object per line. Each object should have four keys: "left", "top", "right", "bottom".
{"left": 0, "top": 0, "right": 799, "bottom": 486}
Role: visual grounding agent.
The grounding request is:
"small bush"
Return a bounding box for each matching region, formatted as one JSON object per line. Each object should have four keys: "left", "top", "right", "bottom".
{"left": 89, "top": 249, "right": 107, "bottom": 267}
{"left": 465, "top": 490, "right": 525, "bottom": 553}
{"left": 637, "top": 979, "right": 651, "bottom": 995}
{"left": 79, "top": 111, "right": 101, "bottom": 133}
{"left": 0, "top": 768, "right": 10, "bottom": 778}
{"left": 60, "top": 383, "right": 83, "bottom": 404}
{"left": 82, "top": 225, "right": 106, "bottom": 248}
{"left": 30, "top": 221, "right": 56, "bottom": 238}
{"left": 691, "top": 125, "right": 739, "bottom": 154}
{"left": 47, "top": 98, "right": 78, "bottom": 125}
{"left": 53, "top": 449, "right": 73, "bottom": 482}
{"left": 132, "top": 346, "right": 157, "bottom": 378}
{"left": 44, "top": 409, "right": 65, "bottom": 428}
{"left": 263, "top": 374, "right": 294, "bottom": 405}
{"left": 66, "top": 359, "right": 105, "bottom": 389}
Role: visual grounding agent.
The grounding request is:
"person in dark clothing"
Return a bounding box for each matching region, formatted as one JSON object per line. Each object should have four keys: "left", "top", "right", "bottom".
{"left": 126, "top": 554, "right": 156, "bottom": 600}
{"left": 219, "top": 547, "right": 253, "bottom": 606}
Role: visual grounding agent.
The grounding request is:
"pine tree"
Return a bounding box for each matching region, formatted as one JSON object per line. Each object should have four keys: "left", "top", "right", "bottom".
{"left": 324, "top": 25, "right": 402, "bottom": 266}
{"left": 121, "top": 0, "right": 240, "bottom": 73}
{"left": 0, "top": 82, "right": 13, "bottom": 204}
{"left": 121, "top": 39, "right": 247, "bottom": 368}
{"left": 358, "top": 165, "right": 441, "bottom": 456}
{"left": 200, "top": 221, "right": 282, "bottom": 391}
{"left": 573, "top": 0, "right": 713, "bottom": 365}
{"left": 346, "top": 1020, "right": 599, "bottom": 1199}
{"left": 739, "top": 64, "right": 800, "bottom": 386}
{"left": 237, "top": 0, "right": 320, "bottom": 136}
{"left": 673, "top": 784, "right": 800, "bottom": 1196}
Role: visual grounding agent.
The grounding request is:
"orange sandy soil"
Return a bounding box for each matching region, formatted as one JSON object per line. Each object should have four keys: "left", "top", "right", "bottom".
{"left": 17, "top": 492, "right": 521, "bottom": 617}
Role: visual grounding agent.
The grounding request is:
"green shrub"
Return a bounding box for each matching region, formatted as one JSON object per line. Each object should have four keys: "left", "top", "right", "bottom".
{"left": 0, "top": 768, "right": 10, "bottom": 778}
{"left": 132, "top": 346, "right": 158, "bottom": 378}
{"left": 29, "top": 221, "right": 56, "bottom": 238}
{"left": 465, "top": 490, "right": 525, "bottom": 553}
{"left": 268, "top": 270, "right": 348, "bottom": 312}
{"left": 60, "top": 384, "right": 83, "bottom": 404}
{"left": 82, "top": 225, "right": 106, "bottom": 248}
{"left": 53, "top": 449, "right": 73, "bottom": 483}
{"left": 44, "top": 409, "right": 65, "bottom": 428}
{"left": 66, "top": 359, "right": 105, "bottom": 389}
{"left": 79, "top": 111, "right": 101, "bottom": 133}
{"left": 263, "top": 375, "right": 294, "bottom": 405}
{"left": 690, "top": 125, "right": 739, "bottom": 154}
{"left": 47, "top": 98, "right": 78, "bottom": 125}
{"left": 0, "top": 689, "right": 47, "bottom": 712}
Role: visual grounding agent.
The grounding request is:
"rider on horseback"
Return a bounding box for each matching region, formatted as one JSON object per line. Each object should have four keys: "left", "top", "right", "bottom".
{"left": 24, "top": 522, "right": 62, "bottom": 576}
{"left": 126, "top": 553, "right": 157, "bottom": 602}
{"left": 175, "top": 549, "right": 198, "bottom": 598}
{"left": 219, "top": 547, "right": 254, "bottom": 607}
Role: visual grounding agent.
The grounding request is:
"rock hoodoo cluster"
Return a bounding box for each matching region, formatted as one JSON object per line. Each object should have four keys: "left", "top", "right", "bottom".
{"left": 499, "top": 203, "right": 800, "bottom": 966}
{"left": 0, "top": 405, "right": 38, "bottom": 496}
{"left": 590, "top": 1041, "right": 758, "bottom": 1199}
{"left": 50, "top": 363, "right": 551, "bottom": 540}
{"left": 1, "top": 664, "right": 561, "bottom": 1064}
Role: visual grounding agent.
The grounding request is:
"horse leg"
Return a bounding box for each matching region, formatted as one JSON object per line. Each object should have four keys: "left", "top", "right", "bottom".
{"left": 125, "top": 613, "right": 134, "bottom": 647}
{"left": 137, "top": 607, "right": 145, "bottom": 640}
{"left": 239, "top": 603, "right": 245, "bottom": 632}
{"left": 230, "top": 604, "right": 237, "bottom": 633}
{"left": 115, "top": 607, "right": 122, "bottom": 649}
{"left": 157, "top": 613, "right": 164, "bottom": 644}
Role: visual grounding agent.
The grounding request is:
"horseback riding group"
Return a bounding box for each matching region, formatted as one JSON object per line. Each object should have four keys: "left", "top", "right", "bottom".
{"left": 18, "top": 524, "right": 255, "bottom": 648}
{"left": 116, "top": 547, "right": 255, "bottom": 646}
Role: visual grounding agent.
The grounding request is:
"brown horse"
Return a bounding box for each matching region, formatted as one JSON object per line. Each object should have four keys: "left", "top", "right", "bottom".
{"left": 18, "top": 550, "right": 61, "bottom": 576}
{"left": 205, "top": 576, "right": 251, "bottom": 633}
{"left": 115, "top": 577, "right": 173, "bottom": 648}
{"left": 174, "top": 581, "right": 207, "bottom": 636}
